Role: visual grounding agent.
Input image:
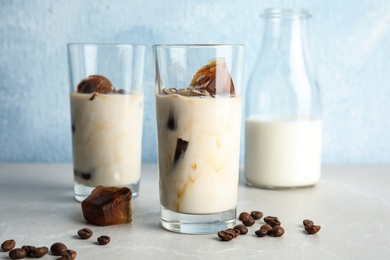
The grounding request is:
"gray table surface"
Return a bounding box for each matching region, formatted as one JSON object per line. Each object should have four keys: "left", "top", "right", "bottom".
{"left": 0, "top": 164, "right": 389, "bottom": 259}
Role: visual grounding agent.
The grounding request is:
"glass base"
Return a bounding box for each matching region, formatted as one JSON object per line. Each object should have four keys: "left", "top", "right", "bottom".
{"left": 160, "top": 206, "right": 236, "bottom": 234}
{"left": 74, "top": 181, "right": 140, "bottom": 202}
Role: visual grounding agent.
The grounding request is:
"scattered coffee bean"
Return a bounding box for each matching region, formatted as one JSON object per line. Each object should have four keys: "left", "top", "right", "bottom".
{"left": 30, "top": 246, "right": 48, "bottom": 258}
{"left": 242, "top": 218, "right": 255, "bottom": 227}
{"left": 59, "top": 249, "right": 77, "bottom": 259}
{"left": 1, "top": 239, "right": 15, "bottom": 252}
{"left": 217, "top": 229, "right": 239, "bottom": 241}
{"left": 226, "top": 228, "right": 240, "bottom": 237}
{"left": 9, "top": 248, "right": 27, "bottom": 259}
{"left": 50, "top": 242, "right": 68, "bottom": 256}
{"left": 21, "top": 245, "right": 36, "bottom": 257}
{"left": 271, "top": 226, "right": 285, "bottom": 237}
{"left": 302, "top": 219, "right": 321, "bottom": 234}
{"left": 251, "top": 211, "right": 263, "bottom": 220}
{"left": 303, "top": 219, "right": 314, "bottom": 227}
{"left": 255, "top": 224, "right": 273, "bottom": 237}
{"left": 233, "top": 224, "right": 248, "bottom": 235}
{"left": 238, "top": 212, "right": 251, "bottom": 221}
{"left": 264, "top": 216, "right": 281, "bottom": 227}
{"left": 218, "top": 230, "right": 234, "bottom": 241}
{"left": 78, "top": 228, "right": 93, "bottom": 239}
{"left": 97, "top": 235, "right": 110, "bottom": 245}
{"left": 305, "top": 224, "right": 321, "bottom": 234}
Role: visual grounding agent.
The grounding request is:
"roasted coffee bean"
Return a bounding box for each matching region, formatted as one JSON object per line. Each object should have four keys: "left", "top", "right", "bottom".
{"left": 271, "top": 226, "right": 285, "bottom": 237}
{"left": 238, "top": 212, "right": 251, "bottom": 221}
{"left": 255, "top": 224, "right": 273, "bottom": 237}
{"left": 78, "top": 228, "right": 93, "bottom": 239}
{"left": 303, "top": 219, "right": 314, "bottom": 227}
{"left": 31, "top": 246, "right": 48, "bottom": 258}
{"left": 217, "top": 230, "right": 234, "bottom": 241}
{"left": 97, "top": 235, "right": 110, "bottom": 245}
{"left": 264, "top": 216, "right": 281, "bottom": 227}
{"left": 225, "top": 228, "right": 240, "bottom": 238}
{"left": 1, "top": 239, "right": 15, "bottom": 252}
{"left": 59, "top": 249, "right": 77, "bottom": 259}
{"left": 9, "top": 248, "right": 27, "bottom": 259}
{"left": 21, "top": 245, "right": 35, "bottom": 257}
{"left": 251, "top": 211, "right": 263, "bottom": 220}
{"left": 50, "top": 242, "right": 68, "bottom": 256}
{"left": 305, "top": 224, "right": 321, "bottom": 234}
{"left": 242, "top": 218, "right": 255, "bottom": 227}
{"left": 233, "top": 224, "right": 248, "bottom": 235}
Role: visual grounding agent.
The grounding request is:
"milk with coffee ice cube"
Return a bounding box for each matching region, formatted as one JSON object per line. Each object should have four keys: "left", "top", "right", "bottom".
{"left": 156, "top": 59, "right": 242, "bottom": 214}
{"left": 70, "top": 75, "right": 143, "bottom": 189}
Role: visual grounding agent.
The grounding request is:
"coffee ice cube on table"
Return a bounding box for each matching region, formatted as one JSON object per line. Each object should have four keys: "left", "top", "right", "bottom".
{"left": 81, "top": 186, "right": 132, "bottom": 226}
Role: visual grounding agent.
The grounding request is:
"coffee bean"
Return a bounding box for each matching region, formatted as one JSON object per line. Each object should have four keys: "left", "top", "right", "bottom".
{"left": 251, "top": 211, "right": 263, "bottom": 220}
{"left": 305, "top": 224, "right": 321, "bottom": 234}
{"left": 50, "top": 242, "right": 68, "bottom": 256}
{"left": 242, "top": 218, "right": 255, "bottom": 226}
{"left": 238, "top": 212, "right": 251, "bottom": 221}
{"left": 21, "top": 245, "right": 35, "bottom": 257}
{"left": 303, "top": 219, "right": 314, "bottom": 227}
{"left": 31, "top": 246, "right": 48, "bottom": 258}
{"left": 233, "top": 224, "right": 248, "bottom": 235}
{"left": 255, "top": 224, "right": 273, "bottom": 237}
{"left": 78, "top": 228, "right": 93, "bottom": 239}
{"left": 264, "top": 216, "right": 281, "bottom": 227}
{"left": 9, "top": 248, "right": 27, "bottom": 259}
{"left": 97, "top": 235, "right": 110, "bottom": 245}
{"left": 217, "top": 230, "right": 234, "bottom": 241}
{"left": 225, "top": 228, "right": 240, "bottom": 238}
{"left": 59, "top": 249, "right": 77, "bottom": 259}
{"left": 271, "top": 226, "right": 285, "bottom": 237}
{"left": 1, "top": 239, "right": 15, "bottom": 252}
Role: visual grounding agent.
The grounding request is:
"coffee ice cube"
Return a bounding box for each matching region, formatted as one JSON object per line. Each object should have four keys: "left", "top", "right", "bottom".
{"left": 77, "top": 75, "right": 115, "bottom": 94}
{"left": 81, "top": 186, "right": 132, "bottom": 226}
{"left": 174, "top": 138, "right": 189, "bottom": 164}
{"left": 189, "top": 58, "right": 235, "bottom": 96}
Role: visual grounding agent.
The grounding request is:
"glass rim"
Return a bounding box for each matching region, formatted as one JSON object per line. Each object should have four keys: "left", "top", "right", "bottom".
{"left": 152, "top": 44, "right": 245, "bottom": 49}
{"left": 67, "top": 43, "right": 146, "bottom": 47}
{"left": 261, "top": 8, "right": 311, "bottom": 19}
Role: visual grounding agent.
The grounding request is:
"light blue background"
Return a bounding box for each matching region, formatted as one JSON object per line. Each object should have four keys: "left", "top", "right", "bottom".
{"left": 1, "top": 0, "right": 389, "bottom": 164}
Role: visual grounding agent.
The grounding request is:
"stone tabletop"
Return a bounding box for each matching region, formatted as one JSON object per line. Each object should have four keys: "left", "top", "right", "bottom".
{"left": 0, "top": 164, "right": 389, "bottom": 259}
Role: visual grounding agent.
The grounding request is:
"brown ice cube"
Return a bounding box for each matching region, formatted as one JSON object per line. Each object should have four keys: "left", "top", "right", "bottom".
{"left": 189, "top": 58, "right": 235, "bottom": 96}
{"left": 77, "top": 75, "right": 115, "bottom": 94}
{"left": 81, "top": 186, "right": 132, "bottom": 226}
{"left": 174, "top": 138, "right": 189, "bottom": 164}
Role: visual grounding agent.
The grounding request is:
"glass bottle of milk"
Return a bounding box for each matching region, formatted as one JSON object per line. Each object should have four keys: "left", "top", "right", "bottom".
{"left": 244, "top": 8, "right": 322, "bottom": 188}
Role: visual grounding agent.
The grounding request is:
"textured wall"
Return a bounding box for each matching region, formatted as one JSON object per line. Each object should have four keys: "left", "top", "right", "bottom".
{"left": 1, "top": 0, "right": 389, "bottom": 163}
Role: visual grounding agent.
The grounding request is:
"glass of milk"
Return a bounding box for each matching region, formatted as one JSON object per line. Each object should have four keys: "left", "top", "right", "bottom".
{"left": 153, "top": 44, "right": 245, "bottom": 234}
{"left": 244, "top": 8, "right": 322, "bottom": 189}
{"left": 67, "top": 43, "right": 146, "bottom": 202}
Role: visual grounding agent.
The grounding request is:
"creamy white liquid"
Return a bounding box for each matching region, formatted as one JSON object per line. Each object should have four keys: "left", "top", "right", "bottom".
{"left": 70, "top": 92, "right": 143, "bottom": 187}
{"left": 244, "top": 115, "right": 322, "bottom": 188}
{"left": 156, "top": 94, "right": 242, "bottom": 214}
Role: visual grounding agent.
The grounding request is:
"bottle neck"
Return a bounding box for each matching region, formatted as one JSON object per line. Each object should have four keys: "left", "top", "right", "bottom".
{"left": 260, "top": 9, "right": 311, "bottom": 63}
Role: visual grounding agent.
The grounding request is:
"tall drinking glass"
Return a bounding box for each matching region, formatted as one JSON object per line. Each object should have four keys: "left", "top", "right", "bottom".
{"left": 67, "top": 43, "right": 145, "bottom": 202}
{"left": 153, "top": 44, "right": 245, "bottom": 234}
